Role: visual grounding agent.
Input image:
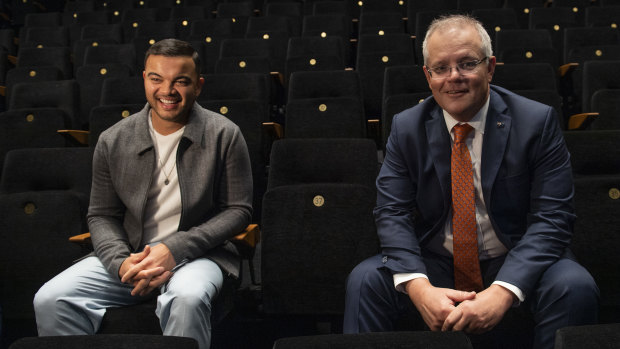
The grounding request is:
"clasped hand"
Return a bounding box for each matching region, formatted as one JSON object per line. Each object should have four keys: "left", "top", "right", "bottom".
{"left": 406, "top": 278, "right": 514, "bottom": 334}
{"left": 119, "top": 244, "right": 177, "bottom": 297}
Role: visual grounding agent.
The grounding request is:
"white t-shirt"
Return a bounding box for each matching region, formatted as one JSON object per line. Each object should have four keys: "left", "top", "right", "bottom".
{"left": 141, "top": 116, "right": 185, "bottom": 246}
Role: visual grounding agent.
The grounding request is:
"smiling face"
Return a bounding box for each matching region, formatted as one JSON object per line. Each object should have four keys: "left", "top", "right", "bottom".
{"left": 423, "top": 24, "right": 496, "bottom": 122}
{"left": 143, "top": 54, "right": 204, "bottom": 134}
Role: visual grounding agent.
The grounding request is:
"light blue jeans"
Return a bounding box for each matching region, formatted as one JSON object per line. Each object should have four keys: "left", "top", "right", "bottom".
{"left": 33, "top": 256, "right": 223, "bottom": 349}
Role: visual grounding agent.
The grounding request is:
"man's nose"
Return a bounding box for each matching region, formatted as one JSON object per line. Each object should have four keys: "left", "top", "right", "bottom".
{"left": 445, "top": 66, "right": 465, "bottom": 82}
{"left": 161, "top": 82, "right": 177, "bottom": 95}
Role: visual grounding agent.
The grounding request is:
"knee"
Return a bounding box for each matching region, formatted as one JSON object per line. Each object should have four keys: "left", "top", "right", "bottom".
{"left": 346, "top": 256, "right": 390, "bottom": 298}
{"left": 562, "top": 270, "right": 599, "bottom": 307}
{"left": 169, "top": 283, "right": 218, "bottom": 311}
{"left": 542, "top": 263, "right": 599, "bottom": 310}
{"left": 33, "top": 282, "right": 60, "bottom": 315}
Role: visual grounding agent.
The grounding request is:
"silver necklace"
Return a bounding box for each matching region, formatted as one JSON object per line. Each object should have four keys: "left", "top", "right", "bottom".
{"left": 149, "top": 113, "right": 183, "bottom": 186}
{"left": 159, "top": 157, "right": 176, "bottom": 185}
{"left": 153, "top": 132, "right": 181, "bottom": 186}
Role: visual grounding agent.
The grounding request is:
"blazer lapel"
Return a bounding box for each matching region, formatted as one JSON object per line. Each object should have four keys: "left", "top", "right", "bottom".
{"left": 426, "top": 106, "right": 452, "bottom": 204}
{"left": 481, "top": 89, "right": 511, "bottom": 204}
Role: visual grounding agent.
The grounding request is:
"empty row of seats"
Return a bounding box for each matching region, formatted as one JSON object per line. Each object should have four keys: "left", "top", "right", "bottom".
{"left": 2, "top": 10, "right": 619, "bottom": 122}
{"left": 2, "top": 0, "right": 620, "bottom": 124}
{"left": 7, "top": 5, "right": 620, "bottom": 65}
{"left": 2, "top": 57, "right": 619, "bottom": 150}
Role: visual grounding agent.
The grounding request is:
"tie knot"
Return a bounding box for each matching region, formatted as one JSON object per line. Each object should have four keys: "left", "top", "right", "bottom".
{"left": 453, "top": 124, "right": 473, "bottom": 144}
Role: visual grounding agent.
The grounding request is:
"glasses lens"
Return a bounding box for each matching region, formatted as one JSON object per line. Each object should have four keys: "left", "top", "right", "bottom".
{"left": 433, "top": 67, "right": 448, "bottom": 77}
{"left": 430, "top": 58, "right": 486, "bottom": 79}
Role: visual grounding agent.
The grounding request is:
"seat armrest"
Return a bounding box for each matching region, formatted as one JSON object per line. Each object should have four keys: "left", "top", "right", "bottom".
{"left": 263, "top": 122, "right": 283, "bottom": 140}
{"left": 270, "top": 71, "right": 285, "bottom": 88}
{"left": 559, "top": 63, "right": 578, "bottom": 77}
{"left": 568, "top": 112, "right": 599, "bottom": 130}
{"left": 69, "top": 224, "right": 260, "bottom": 252}
{"left": 69, "top": 232, "right": 92, "bottom": 245}
{"left": 58, "top": 130, "right": 90, "bottom": 145}
{"left": 233, "top": 224, "right": 260, "bottom": 249}
{"left": 367, "top": 119, "right": 380, "bottom": 145}
{"left": 68, "top": 232, "right": 93, "bottom": 253}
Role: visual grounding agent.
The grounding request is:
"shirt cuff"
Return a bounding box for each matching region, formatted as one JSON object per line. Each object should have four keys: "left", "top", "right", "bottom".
{"left": 492, "top": 281, "right": 525, "bottom": 306}
{"left": 393, "top": 273, "right": 429, "bottom": 294}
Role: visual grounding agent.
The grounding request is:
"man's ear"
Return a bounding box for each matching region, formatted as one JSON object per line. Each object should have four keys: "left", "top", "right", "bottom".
{"left": 423, "top": 66, "right": 433, "bottom": 90}
{"left": 487, "top": 56, "right": 497, "bottom": 82}
{"left": 195, "top": 76, "right": 205, "bottom": 94}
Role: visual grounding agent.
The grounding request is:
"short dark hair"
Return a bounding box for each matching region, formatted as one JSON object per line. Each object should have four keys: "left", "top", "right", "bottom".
{"left": 144, "top": 38, "right": 201, "bottom": 75}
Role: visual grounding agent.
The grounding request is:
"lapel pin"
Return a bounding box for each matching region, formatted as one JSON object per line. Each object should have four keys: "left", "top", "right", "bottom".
{"left": 497, "top": 122, "right": 505, "bottom": 128}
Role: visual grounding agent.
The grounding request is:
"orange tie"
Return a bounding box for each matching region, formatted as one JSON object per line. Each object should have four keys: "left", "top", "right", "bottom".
{"left": 451, "top": 124, "right": 483, "bottom": 292}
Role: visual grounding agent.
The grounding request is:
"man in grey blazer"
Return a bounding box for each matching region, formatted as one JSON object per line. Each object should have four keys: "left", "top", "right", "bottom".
{"left": 34, "top": 39, "right": 253, "bottom": 349}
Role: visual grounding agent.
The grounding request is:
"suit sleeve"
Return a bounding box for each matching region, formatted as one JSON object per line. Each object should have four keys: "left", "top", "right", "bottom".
{"left": 374, "top": 114, "right": 428, "bottom": 276}
{"left": 495, "top": 106, "right": 575, "bottom": 296}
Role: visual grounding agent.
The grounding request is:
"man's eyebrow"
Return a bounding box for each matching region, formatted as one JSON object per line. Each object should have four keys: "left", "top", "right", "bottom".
{"left": 430, "top": 55, "right": 478, "bottom": 66}
{"left": 429, "top": 60, "right": 447, "bottom": 67}
{"left": 146, "top": 72, "right": 192, "bottom": 80}
{"left": 459, "top": 56, "right": 479, "bottom": 61}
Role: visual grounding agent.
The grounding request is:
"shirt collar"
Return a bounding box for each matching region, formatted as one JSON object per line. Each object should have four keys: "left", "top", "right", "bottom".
{"left": 443, "top": 95, "right": 490, "bottom": 136}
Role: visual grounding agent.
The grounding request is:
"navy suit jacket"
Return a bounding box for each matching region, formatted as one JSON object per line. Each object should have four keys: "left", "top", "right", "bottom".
{"left": 376, "top": 85, "right": 575, "bottom": 297}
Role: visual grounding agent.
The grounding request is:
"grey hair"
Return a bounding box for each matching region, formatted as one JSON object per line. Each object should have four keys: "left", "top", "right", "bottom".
{"left": 421, "top": 14, "right": 493, "bottom": 66}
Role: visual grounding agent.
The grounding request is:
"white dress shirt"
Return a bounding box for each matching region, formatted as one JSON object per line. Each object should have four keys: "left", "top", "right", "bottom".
{"left": 393, "top": 97, "right": 525, "bottom": 303}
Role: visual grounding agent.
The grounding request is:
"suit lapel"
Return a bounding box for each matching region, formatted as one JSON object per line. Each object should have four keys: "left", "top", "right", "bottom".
{"left": 481, "top": 89, "right": 511, "bottom": 204}
{"left": 426, "top": 106, "right": 452, "bottom": 204}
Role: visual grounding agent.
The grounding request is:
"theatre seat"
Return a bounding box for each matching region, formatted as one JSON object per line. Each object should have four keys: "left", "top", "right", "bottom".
{"left": 555, "top": 323, "right": 620, "bottom": 349}
{"left": 8, "top": 334, "right": 198, "bottom": 349}
{"left": 0, "top": 191, "right": 85, "bottom": 346}
{"left": 261, "top": 139, "right": 379, "bottom": 319}
{"left": 273, "top": 331, "right": 473, "bottom": 349}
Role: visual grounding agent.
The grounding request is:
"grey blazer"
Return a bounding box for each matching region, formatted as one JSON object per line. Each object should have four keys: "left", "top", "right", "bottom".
{"left": 88, "top": 102, "right": 253, "bottom": 280}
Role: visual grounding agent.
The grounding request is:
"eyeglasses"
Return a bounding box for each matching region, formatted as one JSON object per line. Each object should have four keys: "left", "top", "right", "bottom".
{"left": 426, "top": 57, "right": 488, "bottom": 80}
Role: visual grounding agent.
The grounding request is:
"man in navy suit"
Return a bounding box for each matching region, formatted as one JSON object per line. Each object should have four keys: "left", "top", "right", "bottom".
{"left": 343, "top": 15, "right": 598, "bottom": 349}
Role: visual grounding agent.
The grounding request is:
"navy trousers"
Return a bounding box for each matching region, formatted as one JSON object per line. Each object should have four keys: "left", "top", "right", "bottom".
{"left": 343, "top": 251, "right": 599, "bottom": 349}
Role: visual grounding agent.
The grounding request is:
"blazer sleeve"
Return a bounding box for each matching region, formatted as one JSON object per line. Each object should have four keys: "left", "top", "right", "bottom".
{"left": 494, "top": 106, "right": 575, "bottom": 296}
{"left": 374, "top": 113, "right": 428, "bottom": 276}
{"left": 87, "top": 137, "right": 133, "bottom": 281}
